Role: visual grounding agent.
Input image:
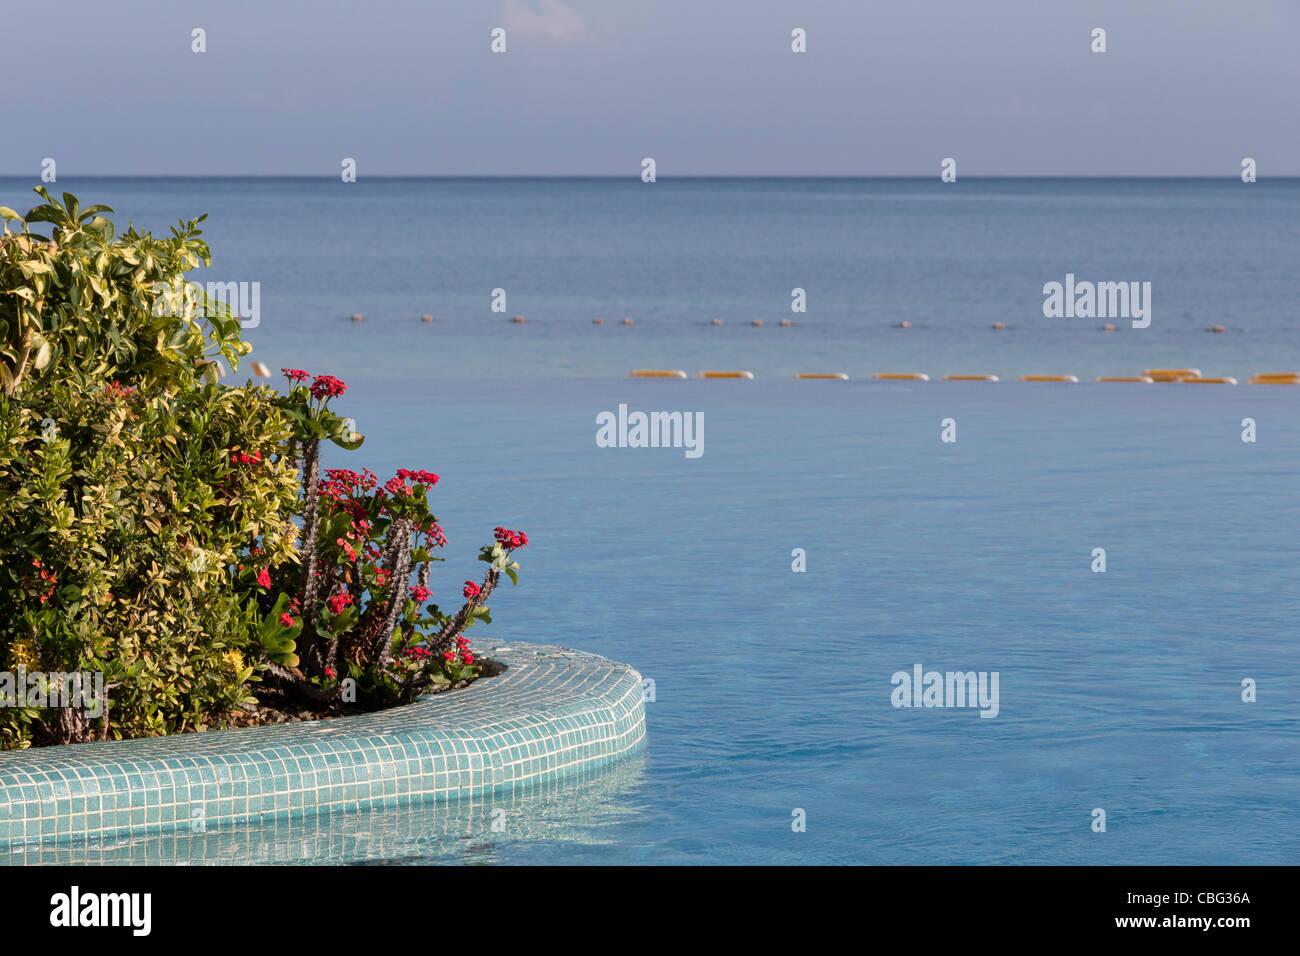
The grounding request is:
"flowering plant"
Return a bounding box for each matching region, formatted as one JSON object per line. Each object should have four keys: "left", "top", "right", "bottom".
{"left": 0, "top": 190, "right": 529, "bottom": 748}
{"left": 0, "top": 190, "right": 303, "bottom": 747}
{"left": 242, "top": 369, "right": 528, "bottom": 708}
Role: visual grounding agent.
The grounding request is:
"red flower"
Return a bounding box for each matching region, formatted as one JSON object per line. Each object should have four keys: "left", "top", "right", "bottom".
{"left": 282, "top": 368, "right": 310, "bottom": 383}
{"left": 320, "top": 468, "right": 379, "bottom": 502}
{"left": 280, "top": 612, "right": 295, "bottom": 627}
{"left": 409, "top": 585, "right": 431, "bottom": 603}
{"left": 463, "top": 580, "right": 480, "bottom": 600}
{"left": 443, "top": 651, "right": 456, "bottom": 661}
{"left": 324, "top": 666, "right": 336, "bottom": 679}
{"left": 327, "top": 591, "right": 353, "bottom": 615}
{"left": 257, "top": 568, "right": 271, "bottom": 589}
{"left": 493, "top": 527, "right": 529, "bottom": 549}
{"left": 396, "top": 468, "right": 439, "bottom": 486}
{"left": 310, "top": 374, "right": 347, "bottom": 400}
{"left": 462, "top": 652, "right": 475, "bottom": 665}
{"left": 35, "top": 561, "right": 58, "bottom": 604}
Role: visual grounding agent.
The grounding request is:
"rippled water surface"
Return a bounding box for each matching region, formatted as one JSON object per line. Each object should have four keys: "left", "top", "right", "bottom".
{"left": 3, "top": 178, "right": 1296, "bottom": 864}
{"left": 1, "top": 176, "right": 1297, "bottom": 383}
{"left": 12, "top": 380, "right": 1299, "bottom": 865}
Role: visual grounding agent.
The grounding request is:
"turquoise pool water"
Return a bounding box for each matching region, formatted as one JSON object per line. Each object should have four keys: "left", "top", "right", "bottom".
{"left": 2, "top": 177, "right": 1294, "bottom": 864}
{"left": 13, "top": 378, "right": 1298, "bottom": 864}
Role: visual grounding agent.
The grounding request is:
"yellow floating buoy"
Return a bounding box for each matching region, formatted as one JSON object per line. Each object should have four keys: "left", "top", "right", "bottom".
{"left": 991, "top": 322, "right": 1006, "bottom": 330}
{"left": 1249, "top": 372, "right": 1300, "bottom": 385}
{"left": 1183, "top": 377, "right": 1238, "bottom": 384}
{"left": 872, "top": 372, "right": 929, "bottom": 381}
{"left": 421, "top": 314, "right": 434, "bottom": 323}
{"left": 592, "top": 317, "right": 604, "bottom": 325}
{"left": 629, "top": 369, "right": 687, "bottom": 379}
{"left": 794, "top": 373, "right": 849, "bottom": 380}
{"left": 1144, "top": 368, "right": 1201, "bottom": 381}
{"left": 697, "top": 371, "right": 755, "bottom": 379}
{"left": 779, "top": 319, "right": 793, "bottom": 327}
{"left": 1020, "top": 375, "right": 1079, "bottom": 383}
{"left": 751, "top": 319, "right": 764, "bottom": 327}
{"left": 250, "top": 361, "right": 271, "bottom": 378}
{"left": 351, "top": 313, "right": 364, "bottom": 322}
{"left": 943, "top": 374, "right": 999, "bottom": 382}
{"left": 1096, "top": 376, "right": 1154, "bottom": 383}
{"left": 710, "top": 318, "right": 724, "bottom": 326}
{"left": 622, "top": 318, "right": 634, "bottom": 326}
{"left": 511, "top": 315, "right": 526, "bottom": 324}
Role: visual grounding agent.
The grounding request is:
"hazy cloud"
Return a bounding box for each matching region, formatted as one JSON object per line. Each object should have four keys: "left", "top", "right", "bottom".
{"left": 502, "top": 0, "right": 590, "bottom": 42}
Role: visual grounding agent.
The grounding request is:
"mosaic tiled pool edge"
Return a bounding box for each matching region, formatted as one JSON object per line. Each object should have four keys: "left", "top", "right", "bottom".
{"left": 0, "top": 643, "right": 646, "bottom": 849}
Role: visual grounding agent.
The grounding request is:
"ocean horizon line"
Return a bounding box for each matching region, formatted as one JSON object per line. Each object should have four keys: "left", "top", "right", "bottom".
{"left": 3, "top": 174, "right": 1298, "bottom": 182}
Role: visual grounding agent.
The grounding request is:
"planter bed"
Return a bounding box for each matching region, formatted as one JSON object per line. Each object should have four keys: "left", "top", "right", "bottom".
{"left": 0, "top": 643, "right": 645, "bottom": 848}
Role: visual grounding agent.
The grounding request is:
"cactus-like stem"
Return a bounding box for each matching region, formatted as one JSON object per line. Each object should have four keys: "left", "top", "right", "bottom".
{"left": 392, "top": 560, "right": 429, "bottom": 658}
{"left": 372, "top": 518, "right": 412, "bottom": 669}
{"left": 296, "top": 439, "right": 324, "bottom": 672}
{"left": 432, "top": 567, "right": 500, "bottom": 654}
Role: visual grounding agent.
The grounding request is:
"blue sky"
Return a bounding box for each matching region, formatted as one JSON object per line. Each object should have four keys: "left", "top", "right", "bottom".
{"left": 3, "top": 0, "right": 1297, "bottom": 175}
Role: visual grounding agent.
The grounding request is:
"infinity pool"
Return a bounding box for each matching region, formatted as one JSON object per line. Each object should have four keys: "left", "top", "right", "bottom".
{"left": 10, "top": 378, "right": 1298, "bottom": 864}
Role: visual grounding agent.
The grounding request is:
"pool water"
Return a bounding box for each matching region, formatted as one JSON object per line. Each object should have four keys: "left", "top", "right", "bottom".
{"left": 13, "top": 378, "right": 1298, "bottom": 864}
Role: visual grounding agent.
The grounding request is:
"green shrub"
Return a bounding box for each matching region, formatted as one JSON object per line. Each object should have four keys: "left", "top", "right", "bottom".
{"left": 0, "top": 189, "right": 527, "bottom": 750}
{"left": 0, "top": 189, "right": 299, "bottom": 747}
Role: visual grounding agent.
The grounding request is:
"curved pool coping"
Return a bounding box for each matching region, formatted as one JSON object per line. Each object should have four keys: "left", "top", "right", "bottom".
{"left": 0, "top": 642, "right": 646, "bottom": 848}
